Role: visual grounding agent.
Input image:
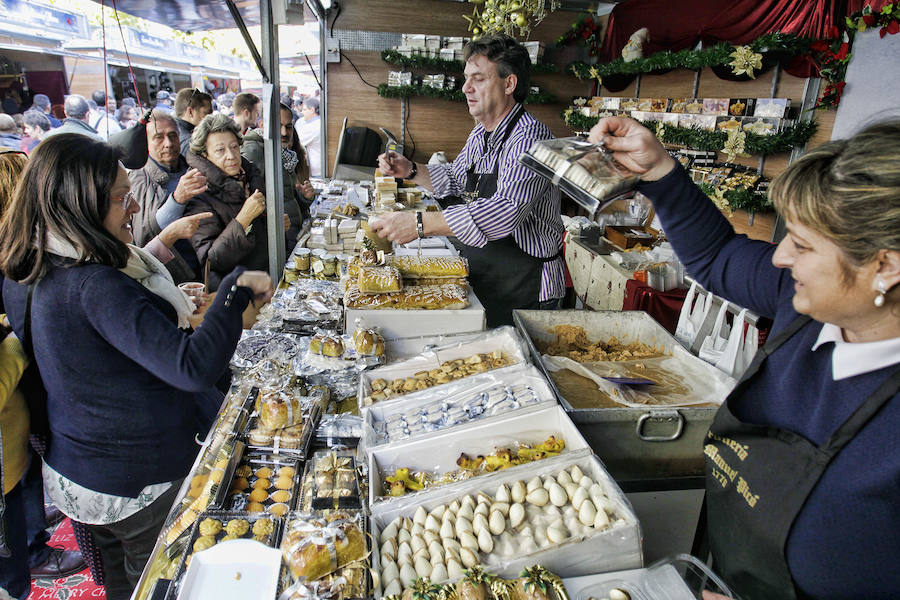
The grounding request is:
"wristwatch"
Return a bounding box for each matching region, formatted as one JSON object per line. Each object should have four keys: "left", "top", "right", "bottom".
{"left": 408, "top": 161, "right": 418, "bottom": 179}
{"left": 416, "top": 211, "right": 425, "bottom": 239}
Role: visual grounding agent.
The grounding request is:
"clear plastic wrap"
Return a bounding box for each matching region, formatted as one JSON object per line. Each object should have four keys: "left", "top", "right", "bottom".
{"left": 231, "top": 331, "right": 303, "bottom": 370}
{"left": 225, "top": 451, "right": 301, "bottom": 517}
{"left": 280, "top": 510, "right": 368, "bottom": 582}
{"left": 305, "top": 450, "right": 363, "bottom": 510}
{"left": 370, "top": 453, "right": 642, "bottom": 597}
{"left": 362, "top": 363, "right": 556, "bottom": 448}
{"left": 316, "top": 414, "right": 363, "bottom": 446}
{"left": 244, "top": 386, "right": 327, "bottom": 457}
{"left": 519, "top": 137, "right": 640, "bottom": 221}
{"left": 367, "top": 405, "right": 590, "bottom": 508}
{"left": 254, "top": 279, "right": 344, "bottom": 335}
{"left": 358, "top": 326, "right": 531, "bottom": 409}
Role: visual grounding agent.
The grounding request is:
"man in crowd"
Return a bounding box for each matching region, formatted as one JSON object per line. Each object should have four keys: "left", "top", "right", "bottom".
{"left": 231, "top": 92, "right": 260, "bottom": 135}
{"left": 174, "top": 88, "right": 213, "bottom": 156}
{"left": 155, "top": 90, "right": 174, "bottom": 114}
{"left": 29, "top": 93, "right": 61, "bottom": 128}
{"left": 129, "top": 109, "right": 210, "bottom": 283}
{"left": 21, "top": 110, "right": 51, "bottom": 153}
{"left": 297, "top": 97, "right": 322, "bottom": 178}
{"left": 89, "top": 90, "right": 122, "bottom": 138}
{"left": 42, "top": 95, "right": 102, "bottom": 140}
{"left": 0, "top": 114, "right": 20, "bottom": 150}
{"left": 373, "top": 34, "right": 564, "bottom": 327}
{"left": 215, "top": 92, "right": 235, "bottom": 117}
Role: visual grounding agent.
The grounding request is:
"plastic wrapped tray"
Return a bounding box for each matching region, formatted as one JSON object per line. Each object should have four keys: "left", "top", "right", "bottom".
{"left": 225, "top": 452, "right": 302, "bottom": 518}
{"left": 361, "top": 363, "right": 556, "bottom": 449}
{"left": 368, "top": 404, "right": 590, "bottom": 509}
{"left": 519, "top": 137, "right": 639, "bottom": 221}
{"left": 305, "top": 450, "right": 363, "bottom": 511}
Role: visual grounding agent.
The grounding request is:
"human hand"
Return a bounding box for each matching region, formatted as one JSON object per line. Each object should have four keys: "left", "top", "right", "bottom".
{"left": 236, "top": 189, "right": 265, "bottom": 229}
{"left": 296, "top": 180, "right": 315, "bottom": 199}
{"left": 159, "top": 212, "right": 214, "bottom": 247}
{"left": 588, "top": 117, "right": 676, "bottom": 182}
{"left": 368, "top": 211, "right": 418, "bottom": 245}
{"left": 236, "top": 270, "right": 275, "bottom": 305}
{"left": 377, "top": 151, "right": 413, "bottom": 178}
{"left": 173, "top": 168, "right": 208, "bottom": 204}
{"left": 283, "top": 214, "right": 291, "bottom": 229}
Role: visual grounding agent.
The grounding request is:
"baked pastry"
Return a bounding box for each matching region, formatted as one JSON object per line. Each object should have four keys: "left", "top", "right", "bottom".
{"left": 193, "top": 535, "right": 216, "bottom": 552}
{"left": 235, "top": 465, "right": 252, "bottom": 479}
{"left": 252, "top": 478, "right": 270, "bottom": 490}
{"left": 281, "top": 513, "right": 366, "bottom": 581}
{"left": 247, "top": 502, "right": 265, "bottom": 513}
{"left": 278, "top": 466, "right": 296, "bottom": 478}
{"left": 353, "top": 328, "right": 385, "bottom": 357}
{"left": 275, "top": 476, "right": 294, "bottom": 490}
{"left": 198, "top": 518, "right": 222, "bottom": 537}
{"left": 309, "top": 333, "right": 325, "bottom": 355}
{"left": 321, "top": 335, "right": 344, "bottom": 358}
{"left": 271, "top": 490, "right": 292, "bottom": 503}
{"left": 344, "top": 284, "right": 469, "bottom": 310}
{"left": 230, "top": 477, "right": 249, "bottom": 492}
{"left": 358, "top": 265, "right": 403, "bottom": 294}
{"left": 258, "top": 393, "right": 306, "bottom": 430}
{"left": 255, "top": 466, "right": 273, "bottom": 479}
{"left": 268, "top": 503, "right": 289, "bottom": 517}
{"left": 249, "top": 488, "right": 268, "bottom": 503}
{"left": 221, "top": 534, "right": 240, "bottom": 542}
{"left": 225, "top": 519, "right": 250, "bottom": 537}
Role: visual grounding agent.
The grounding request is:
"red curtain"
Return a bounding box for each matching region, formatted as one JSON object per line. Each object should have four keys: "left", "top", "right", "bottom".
{"left": 599, "top": 0, "right": 848, "bottom": 77}
{"left": 24, "top": 71, "right": 68, "bottom": 105}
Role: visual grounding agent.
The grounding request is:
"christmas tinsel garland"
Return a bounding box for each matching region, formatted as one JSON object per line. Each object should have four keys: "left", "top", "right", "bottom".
{"left": 567, "top": 32, "right": 812, "bottom": 80}
{"left": 378, "top": 83, "right": 557, "bottom": 104}
{"left": 382, "top": 49, "right": 558, "bottom": 74}
{"left": 562, "top": 111, "right": 817, "bottom": 156}
{"left": 697, "top": 182, "right": 772, "bottom": 214}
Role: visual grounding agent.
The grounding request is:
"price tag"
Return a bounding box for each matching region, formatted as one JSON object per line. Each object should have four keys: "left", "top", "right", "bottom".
{"left": 313, "top": 261, "right": 325, "bottom": 274}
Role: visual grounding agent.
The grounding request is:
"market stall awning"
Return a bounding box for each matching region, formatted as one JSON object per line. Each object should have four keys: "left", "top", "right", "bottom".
{"left": 83, "top": 0, "right": 310, "bottom": 32}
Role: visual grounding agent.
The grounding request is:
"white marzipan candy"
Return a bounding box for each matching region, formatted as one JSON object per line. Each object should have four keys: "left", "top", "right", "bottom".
{"left": 495, "top": 484, "right": 510, "bottom": 503}
{"left": 413, "top": 506, "right": 428, "bottom": 526}
{"left": 511, "top": 481, "right": 527, "bottom": 503}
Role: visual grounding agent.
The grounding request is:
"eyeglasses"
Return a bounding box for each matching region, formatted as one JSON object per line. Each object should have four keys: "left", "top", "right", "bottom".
{"left": 112, "top": 191, "right": 135, "bottom": 210}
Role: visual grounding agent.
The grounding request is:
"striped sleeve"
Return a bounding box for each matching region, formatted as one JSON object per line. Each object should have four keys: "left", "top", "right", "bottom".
{"left": 443, "top": 123, "right": 550, "bottom": 248}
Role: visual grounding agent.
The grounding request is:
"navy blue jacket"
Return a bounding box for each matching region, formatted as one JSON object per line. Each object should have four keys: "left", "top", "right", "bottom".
{"left": 3, "top": 258, "right": 251, "bottom": 497}
{"left": 640, "top": 166, "right": 899, "bottom": 599}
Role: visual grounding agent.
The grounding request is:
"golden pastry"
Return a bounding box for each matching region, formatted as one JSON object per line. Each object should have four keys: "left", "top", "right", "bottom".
{"left": 271, "top": 490, "right": 292, "bottom": 503}
{"left": 198, "top": 518, "right": 222, "bottom": 537}
{"left": 221, "top": 534, "right": 240, "bottom": 541}
{"left": 322, "top": 335, "right": 344, "bottom": 358}
{"left": 353, "top": 329, "right": 385, "bottom": 357}
{"left": 357, "top": 265, "right": 403, "bottom": 294}
{"left": 249, "top": 488, "right": 269, "bottom": 503}
{"left": 252, "top": 478, "right": 271, "bottom": 490}
{"left": 247, "top": 502, "right": 265, "bottom": 513}
{"left": 230, "top": 477, "right": 249, "bottom": 492}
{"left": 193, "top": 535, "right": 216, "bottom": 552}
{"left": 267, "top": 503, "right": 289, "bottom": 517}
{"left": 225, "top": 519, "right": 250, "bottom": 537}
{"left": 278, "top": 466, "right": 296, "bottom": 478}
{"left": 309, "top": 333, "right": 325, "bottom": 355}
{"left": 255, "top": 467, "right": 273, "bottom": 480}
{"left": 274, "top": 476, "right": 294, "bottom": 490}
{"left": 252, "top": 518, "right": 275, "bottom": 537}
{"left": 253, "top": 534, "right": 269, "bottom": 543}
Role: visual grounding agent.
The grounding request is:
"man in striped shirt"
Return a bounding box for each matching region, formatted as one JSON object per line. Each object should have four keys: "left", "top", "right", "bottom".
{"left": 373, "top": 34, "right": 564, "bottom": 327}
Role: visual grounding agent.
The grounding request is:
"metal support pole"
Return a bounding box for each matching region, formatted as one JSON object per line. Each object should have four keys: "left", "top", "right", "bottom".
{"left": 319, "top": 10, "right": 328, "bottom": 178}
{"left": 261, "top": 0, "right": 286, "bottom": 282}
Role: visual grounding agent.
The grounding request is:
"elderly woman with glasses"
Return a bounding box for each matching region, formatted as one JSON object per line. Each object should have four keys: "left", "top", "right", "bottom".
{"left": 0, "top": 133, "right": 274, "bottom": 600}
{"left": 183, "top": 113, "right": 273, "bottom": 291}
{"left": 588, "top": 118, "right": 899, "bottom": 600}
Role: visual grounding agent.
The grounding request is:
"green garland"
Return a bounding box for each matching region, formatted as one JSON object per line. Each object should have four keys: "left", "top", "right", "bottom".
{"left": 562, "top": 111, "right": 817, "bottom": 156}
{"left": 568, "top": 32, "right": 812, "bottom": 80}
{"left": 697, "top": 182, "right": 772, "bottom": 214}
{"left": 381, "top": 49, "right": 558, "bottom": 74}
{"left": 378, "top": 83, "right": 556, "bottom": 104}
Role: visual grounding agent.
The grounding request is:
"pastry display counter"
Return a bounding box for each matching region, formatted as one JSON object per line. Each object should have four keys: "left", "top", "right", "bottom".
{"left": 129, "top": 178, "right": 729, "bottom": 600}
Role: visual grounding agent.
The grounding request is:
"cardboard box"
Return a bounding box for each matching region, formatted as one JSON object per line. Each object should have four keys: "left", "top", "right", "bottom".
{"left": 605, "top": 225, "right": 656, "bottom": 249}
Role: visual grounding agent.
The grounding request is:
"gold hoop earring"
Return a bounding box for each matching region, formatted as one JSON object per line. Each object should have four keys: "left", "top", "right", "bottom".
{"left": 874, "top": 280, "right": 887, "bottom": 307}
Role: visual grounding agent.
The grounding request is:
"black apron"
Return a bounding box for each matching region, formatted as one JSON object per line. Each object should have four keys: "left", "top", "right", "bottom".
{"left": 440, "top": 106, "right": 559, "bottom": 328}
{"left": 704, "top": 314, "right": 900, "bottom": 600}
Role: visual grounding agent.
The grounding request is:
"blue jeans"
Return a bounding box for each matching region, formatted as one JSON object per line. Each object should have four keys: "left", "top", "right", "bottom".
{"left": 21, "top": 448, "right": 51, "bottom": 569}
{"left": 0, "top": 483, "right": 30, "bottom": 600}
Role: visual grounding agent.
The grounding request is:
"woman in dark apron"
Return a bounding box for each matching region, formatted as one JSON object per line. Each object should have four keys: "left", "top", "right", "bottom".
{"left": 588, "top": 117, "right": 900, "bottom": 600}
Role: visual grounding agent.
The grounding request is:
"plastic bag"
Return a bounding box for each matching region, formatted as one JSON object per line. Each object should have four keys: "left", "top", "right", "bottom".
{"left": 698, "top": 301, "right": 732, "bottom": 365}
{"left": 674, "top": 281, "right": 711, "bottom": 348}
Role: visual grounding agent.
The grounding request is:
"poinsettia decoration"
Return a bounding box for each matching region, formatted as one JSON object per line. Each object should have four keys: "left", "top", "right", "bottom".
{"left": 556, "top": 14, "right": 604, "bottom": 55}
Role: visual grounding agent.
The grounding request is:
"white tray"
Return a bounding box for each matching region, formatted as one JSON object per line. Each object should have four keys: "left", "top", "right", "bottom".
{"left": 176, "top": 539, "right": 281, "bottom": 600}
{"left": 368, "top": 404, "right": 590, "bottom": 509}
{"left": 370, "top": 453, "right": 642, "bottom": 597}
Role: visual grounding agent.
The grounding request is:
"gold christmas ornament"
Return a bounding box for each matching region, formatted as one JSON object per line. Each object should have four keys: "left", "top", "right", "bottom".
{"left": 729, "top": 45, "right": 764, "bottom": 79}
{"left": 466, "top": 0, "right": 559, "bottom": 39}
{"left": 722, "top": 129, "right": 748, "bottom": 162}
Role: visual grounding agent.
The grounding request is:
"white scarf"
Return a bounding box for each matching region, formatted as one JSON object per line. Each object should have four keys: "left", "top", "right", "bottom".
{"left": 45, "top": 232, "right": 196, "bottom": 329}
